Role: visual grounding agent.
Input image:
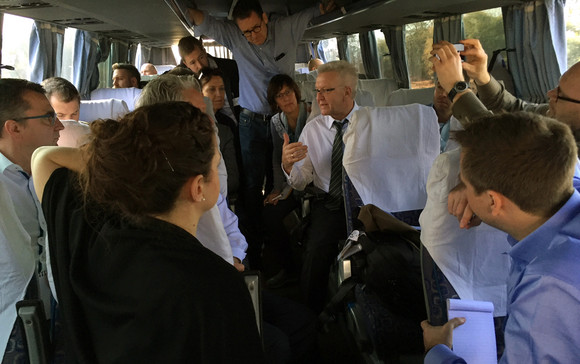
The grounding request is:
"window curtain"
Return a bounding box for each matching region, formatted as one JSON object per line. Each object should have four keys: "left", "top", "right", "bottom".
{"left": 316, "top": 41, "right": 327, "bottom": 63}
{"left": 149, "top": 48, "right": 177, "bottom": 65}
{"left": 337, "top": 35, "right": 350, "bottom": 62}
{"left": 111, "top": 41, "right": 130, "bottom": 64}
{"left": 433, "top": 15, "right": 464, "bottom": 44}
{"left": 72, "top": 31, "right": 101, "bottom": 99}
{"left": 29, "top": 21, "right": 65, "bottom": 83}
{"left": 135, "top": 45, "right": 152, "bottom": 70}
{"left": 359, "top": 31, "right": 381, "bottom": 79}
{"left": 129, "top": 43, "right": 139, "bottom": 66}
{"left": 381, "top": 26, "right": 410, "bottom": 88}
{"left": 502, "top": 0, "right": 566, "bottom": 103}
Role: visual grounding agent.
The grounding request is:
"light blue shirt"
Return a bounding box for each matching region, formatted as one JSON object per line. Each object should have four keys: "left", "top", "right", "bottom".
{"left": 0, "top": 152, "right": 49, "bottom": 355}
{"left": 195, "top": 7, "right": 320, "bottom": 115}
{"left": 426, "top": 163, "right": 580, "bottom": 363}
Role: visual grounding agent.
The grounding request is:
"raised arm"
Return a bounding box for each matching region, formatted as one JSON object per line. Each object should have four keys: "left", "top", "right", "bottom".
{"left": 31, "top": 146, "right": 84, "bottom": 202}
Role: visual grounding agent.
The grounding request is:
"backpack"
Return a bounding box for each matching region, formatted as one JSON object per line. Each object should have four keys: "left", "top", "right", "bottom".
{"left": 320, "top": 205, "right": 426, "bottom": 359}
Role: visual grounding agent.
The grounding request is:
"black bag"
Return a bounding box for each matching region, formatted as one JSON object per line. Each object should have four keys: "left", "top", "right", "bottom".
{"left": 320, "top": 205, "right": 426, "bottom": 359}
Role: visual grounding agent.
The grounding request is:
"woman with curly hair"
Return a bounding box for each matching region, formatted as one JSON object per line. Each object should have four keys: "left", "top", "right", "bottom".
{"left": 32, "top": 102, "right": 264, "bottom": 363}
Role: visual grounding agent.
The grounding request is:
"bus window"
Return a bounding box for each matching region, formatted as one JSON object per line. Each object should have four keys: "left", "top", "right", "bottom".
{"left": 374, "top": 29, "right": 394, "bottom": 80}
{"left": 566, "top": 0, "right": 580, "bottom": 69}
{"left": 347, "top": 34, "right": 364, "bottom": 76}
{"left": 2, "top": 14, "right": 34, "bottom": 80}
{"left": 405, "top": 20, "right": 434, "bottom": 89}
{"left": 463, "top": 8, "right": 506, "bottom": 61}
{"left": 320, "top": 38, "right": 339, "bottom": 62}
{"left": 61, "top": 28, "right": 77, "bottom": 82}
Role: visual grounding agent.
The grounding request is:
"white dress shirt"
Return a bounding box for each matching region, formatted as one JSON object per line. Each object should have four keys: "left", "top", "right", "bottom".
{"left": 196, "top": 193, "right": 247, "bottom": 264}
{"left": 285, "top": 103, "right": 359, "bottom": 191}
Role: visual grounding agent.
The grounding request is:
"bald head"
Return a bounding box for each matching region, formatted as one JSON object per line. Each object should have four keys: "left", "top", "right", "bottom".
{"left": 547, "top": 61, "right": 580, "bottom": 131}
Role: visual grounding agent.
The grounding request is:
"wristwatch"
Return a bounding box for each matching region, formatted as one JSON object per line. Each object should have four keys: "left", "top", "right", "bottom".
{"left": 447, "top": 81, "right": 470, "bottom": 102}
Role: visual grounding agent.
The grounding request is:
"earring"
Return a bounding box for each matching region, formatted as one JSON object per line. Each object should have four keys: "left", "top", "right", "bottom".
{"left": 202, "top": 196, "right": 206, "bottom": 201}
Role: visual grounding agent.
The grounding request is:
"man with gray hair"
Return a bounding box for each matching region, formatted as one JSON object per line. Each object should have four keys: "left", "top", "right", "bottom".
{"left": 282, "top": 60, "right": 359, "bottom": 312}
{"left": 137, "top": 74, "right": 246, "bottom": 271}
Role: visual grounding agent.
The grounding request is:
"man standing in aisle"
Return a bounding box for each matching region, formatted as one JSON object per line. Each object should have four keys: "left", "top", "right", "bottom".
{"left": 184, "top": 0, "right": 335, "bottom": 268}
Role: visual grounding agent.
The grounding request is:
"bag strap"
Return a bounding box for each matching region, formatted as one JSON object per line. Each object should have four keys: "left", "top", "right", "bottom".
{"left": 319, "top": 277, "right": 357, "bottom": 325}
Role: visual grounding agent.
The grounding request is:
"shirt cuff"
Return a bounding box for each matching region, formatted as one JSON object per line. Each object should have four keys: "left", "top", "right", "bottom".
{"left": 424, "top": 344, "right": 466, "bottom": 364}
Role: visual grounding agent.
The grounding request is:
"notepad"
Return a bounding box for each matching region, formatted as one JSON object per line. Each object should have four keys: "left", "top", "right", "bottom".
{"left": 447, "top": 299, "right": 496, "bottom": 364}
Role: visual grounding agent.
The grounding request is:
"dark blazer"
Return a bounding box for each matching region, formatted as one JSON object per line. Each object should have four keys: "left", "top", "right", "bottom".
{"left": 211, "top": 55, "right": 240, "bottom": 116}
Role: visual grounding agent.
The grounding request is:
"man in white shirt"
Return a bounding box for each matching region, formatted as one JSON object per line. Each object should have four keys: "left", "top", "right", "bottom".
{"left": 282, "top": 60, "right": 359, "bottom": 312}
{"left": 0, "top": 79, "right": 64, "bottom": 360}
{"left": 42, "top": 77, "right": 90, "bottom": 148}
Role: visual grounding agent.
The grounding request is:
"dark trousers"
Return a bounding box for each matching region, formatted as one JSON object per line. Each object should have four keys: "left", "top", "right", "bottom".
{"left": 262, "top": 196, "right": 300, "bottom": 273}
{"left": 263, "top": 290, "right": 318, "bottom": 363}
{"left": 301, "top": 201, "right": 347, "bottom": 313}
{"left": 238, "top": 110, "right": 273, "bottom": 269}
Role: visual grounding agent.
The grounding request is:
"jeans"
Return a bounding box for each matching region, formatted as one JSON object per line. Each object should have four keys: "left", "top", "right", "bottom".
{"left": 238, "top": 110, "right": 273, "bottom": 269}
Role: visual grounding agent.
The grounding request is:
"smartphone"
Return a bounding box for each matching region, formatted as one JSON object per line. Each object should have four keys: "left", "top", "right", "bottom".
{"left": 453, "top": 43, "right": 465, "bottom": 52}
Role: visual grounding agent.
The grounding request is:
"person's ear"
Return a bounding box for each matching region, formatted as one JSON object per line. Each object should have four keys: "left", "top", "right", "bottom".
{"left": 344, "top": 85, "right": 353, "bottom": 98}
{"left": 188, "top": 174, "right": 206, "bottom": 203}
{"left": 262, "top": 12, "right": 268, "bottom": 25}
{"left": 488, "top": 190, "right": 505, "bottom": 217}
{"left": 3, "top": 119, "right": 22, "bottom": 138}
{"left": 131, "top": 77, "right": 138, "bottom": 88}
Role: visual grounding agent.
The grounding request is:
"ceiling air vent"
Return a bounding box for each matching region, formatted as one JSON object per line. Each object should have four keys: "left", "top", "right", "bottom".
{"left": 0, "top": 1, "right": 52, "bottom": 10}
{"left": 53, "top": 18, "right": 104, "bottom": 26}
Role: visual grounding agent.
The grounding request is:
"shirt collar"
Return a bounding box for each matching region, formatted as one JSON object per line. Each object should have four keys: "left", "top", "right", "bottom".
{"left": 207, "top": 55, "right": 218, "bottom": 69}
{"left": 509, "top": 190, "right": 580, "bottom": 264}
{"left": 0, "top": 150, "right": 26, "bottom": 176}
{"left": 324, "top": 102, "right": 359, "bottom": 130}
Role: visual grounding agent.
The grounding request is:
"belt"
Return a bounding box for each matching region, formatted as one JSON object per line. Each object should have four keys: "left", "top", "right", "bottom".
{"left": 241, "top": 108, "right": 271, "bottom": 122}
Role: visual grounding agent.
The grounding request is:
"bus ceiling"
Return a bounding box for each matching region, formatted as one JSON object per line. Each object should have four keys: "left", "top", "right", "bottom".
{"left": 0, "top": 0, "right": 527, "bottom": 46}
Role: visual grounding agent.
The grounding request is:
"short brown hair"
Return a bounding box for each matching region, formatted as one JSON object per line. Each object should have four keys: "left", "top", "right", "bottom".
{"left": 42, "top": 77, "right": 80, "bottom": 104}
{"left": 0, "top": 79, "right": 45, "bottom": 136}
{"left": 267, "top": 74, "right": 301, "bottom": 114}
{"left": 455, "top": 112, "right": 577, "bottom": 216}
{"left": 177, "top": 36, "right": 204, "bottom": 60}
{"left": 79, "top": 101, "right": 215, "bottom": 225}
{"left": 112, "top": 63, "right": 141, "bottom": 84}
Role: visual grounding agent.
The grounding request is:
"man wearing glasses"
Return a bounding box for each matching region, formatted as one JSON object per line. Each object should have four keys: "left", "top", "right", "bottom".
{"left": 184, "top": 0, "right": 334, "bottom": 270}
{"left": 434, "top": 39, "right": 580, "bottom": 138}
{"left": 280, "top": 60, "right": 358, "bottom": 313}
{"left": 0, "top": 79, "right": 64, "bottom": 360}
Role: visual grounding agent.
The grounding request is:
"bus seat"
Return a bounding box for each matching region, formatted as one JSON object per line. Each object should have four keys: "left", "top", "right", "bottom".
{"left": 90, "top": 87, "right": 142, "bottom": 111}
{"left": 297, "top": 80, "right": 316, "bottom": 105}
{"left": 358, "top": 79, "right": 398, "bottom": 106}
{"left": 419, "top": 148, "right": 510, "bottom": 317}
{"left": 343, "top": 105, "right": 439, "bottom": 214}
{"left": 242, "top": 271, "right": 263, "bottom": 341}
{"left": 79, "top": 99, "right": 129, "bottom": 123}
{"left": 58, "top": 120, "right": 90, "bottom": 148}
{"left": 153, "top": 65, "right": 175, "bottom": 74}
{"left": 386, "top": 87, "right": 435, "bottom": 106}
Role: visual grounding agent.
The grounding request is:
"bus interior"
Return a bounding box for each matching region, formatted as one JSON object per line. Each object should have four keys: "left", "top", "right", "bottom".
{"left": 1, "top": 0, "right": 580, "bottom": 363}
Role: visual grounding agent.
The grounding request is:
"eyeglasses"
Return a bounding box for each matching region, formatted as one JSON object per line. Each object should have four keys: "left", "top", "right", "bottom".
{"left": 556, "top": 86, "right": 580, "bottom": 104}
{"left": 314, "top": 88, "right": 336, "bottom": 95}
{"left": 241, "top": 20, "right": 263, "bottom": 38}
{"left": 14, "top": 111, "right": 58, "bottom": 126}
{"left": 275, "top": 89, "right": 293, "bottom": 99}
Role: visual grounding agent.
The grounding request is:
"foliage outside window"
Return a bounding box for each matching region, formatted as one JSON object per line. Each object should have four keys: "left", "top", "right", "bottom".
{"left": 1, "top": 14, "right": 33, "bottom": 80}
{"left": 463, "top": 8, "right": 506, "bottom": 66}
{"left": 374, "top": 29, "right": 394, "bottom": 79}
{"left": 347, "top": 34, "right": 364, "bottom": 76}
{"left": 405, "top": 20, "right": 434, "bottom": 89}
{"left": 566, "top": 0, "right": 580, "bottom": 69}
{"left": 320, "top": 38, "right": 339, "bottom": 62}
